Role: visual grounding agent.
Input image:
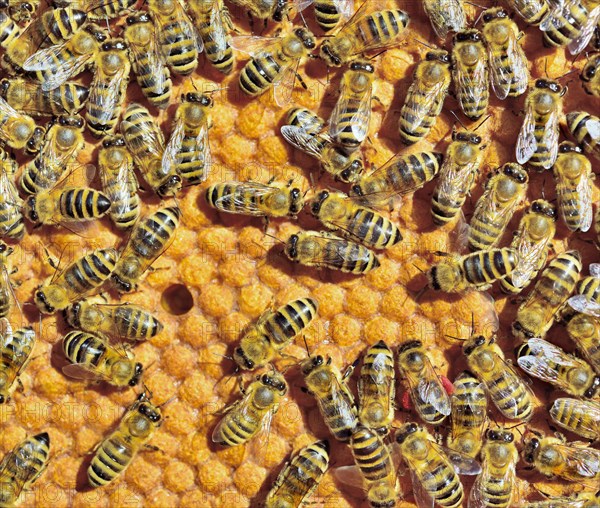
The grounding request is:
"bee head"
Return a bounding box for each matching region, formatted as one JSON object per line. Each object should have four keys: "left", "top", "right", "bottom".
{"left": 126, "top": 11, "right": 151, "bottom": 25}
{"left": 301, "top": 354, "right": 324, "bottom": 375}
{"left": 463, "top": 335, "right": 486, "bottom": 355}
{"left": 84, "top": 23, "right": 108, "bottom": 43}
{"left": 482, "top": 7, "right": 507, "bottom": 23}
{"left": 102, "top": 135, "right": 126, "bottom": 149}
{"left": 64, "top": 302, "right": 81, "bottom": 328}
{"left": 487, "top": 429, "right": 514, "bottom": 442}
{"left": 425, "top": 50, "right": 450, "bottom": 64}
{"left": 0, "top": 79, "right": 9, "bottom": 98}
{"left": 111, "top": 273, "right": 133, "bottom": 293}
{"left": 129, "top": 363, "right": 144, "bottom": 386}
{"left": 59, "top": 115, "right": 85, "bottom": 129}
{"left": 558, "top": 141, "right": 581, "bottom": 154}
{"left": 294, "top": 28, "right": 316, "bottom": 50}
{"left": 522, "top": 438, "right": 539, "bottom": 463}
{"left": 320, "top": 43, "right": 341, "bottom": 67}
{"left": 395, "top": 422, "right": 419, "bottom": 444}
{"left": 261, "top": 374, "right": 287, "bottom": 394}
{"left": 288, "top": 187, "right": 303, "bottom": 215}
{"left": 233, "top": 346, "right": 254, "bottom": 370}
{"left": 350, "top": 60, "right": 375, "bottom": 74}
{"left": 512, "top": 320, "right": 534, "bottom": 339}
{"left": 26, "top": 196, "right": 38, "bottom": 223}
{"left": 502, "top": 163, "right": 528, "bottom": 183}
{"left": 184, "top": 92, "right": 213, "bottom": 107}
{"left": 158, "top": 175, "right": 182, "bottom": 197}
{"left": 0, "top": 242, "right": 7, "bottom": 255}
{"left": 535, "top": 79, "right": 563, "bottom": 95}
{"left": 340, "top": 159, "right": 363, "bottom": 183}
{"left": 530, "top": 199, "right": 557, "bottom": 220}
{"left": 581, "top": 62, "right": 597, "bottom": 82}
{"left": 0, "top": 394, "right": 5, "bottom": 404}
{"left": 101, "top": 39, "right": 127, "bottom": 52}
{"left": 272, "top": 0, "right": 287, "bottom": 22}
{"left": 311, "top": 190, "right": 329, "bottom": 216}
{"left": 584, "top": 376, "right": 600, "bottom": 398}
{"left": 139, "top": 401, "right": 162, "bottom": 423}
{"left": 285, "top": 234, "right": 299, "bottom": 260}
{"left": 453, "top": 131, "right": 481, "bottom": 145}
{"left": 454, "top": 29, "right": 482, "bottom": 43}
{"left": 34, "top": 289, "right": 54, "bottom": 314}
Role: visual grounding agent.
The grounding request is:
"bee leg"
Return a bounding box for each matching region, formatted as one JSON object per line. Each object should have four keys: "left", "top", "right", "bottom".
{"left": 143, "top": 444, "right": 161, "bottom": 452}
{"left": 262, "top": 216, "right": 270, "bottom": 233}
{"left": 342, "top": 358, "right": 359, "bottom": 381}
{"left": 16, "top": 377, "right": 24, "bottom": 392}
{"left": 295, "top": 72, "right": 308, "bottom": 90}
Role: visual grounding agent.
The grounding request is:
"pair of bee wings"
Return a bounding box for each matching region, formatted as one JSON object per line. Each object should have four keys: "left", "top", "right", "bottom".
{"left": 553, "top": 399, "right": 600, "bottom": 438}
{"left": 435, "top": 155, "right": 479, "bottom": 210}
{"left": 0, "top": 439, "right": 44, "bottom": 483}
{"left": 546, "top": 443, "right": 600, "bottom": 482}
{"left": 510, "top": 223, "right": 553, "bottom": 289}
{"left": 304, "top": 231, "right": 374, "bottom": 267}
{"left": 0, "top": 319, "right": 35, "bottom": 376}
{"left": 61, "top": 346, "right": 134, "bottom": 384}
{"left": 454, "top": 57, "right": 488, "bottom": 113}
{"left": 120, "top": 111, "right": 165, "bottom": 159}
{"left": 541, "top": 0, "right": 600, "bottom": 54}
{"left": 580, "top": 115, "right": 600, "bottom": 140}
{"left": 405, "top": 76, "right": 450, "bottom": 134}
{"left": 210, "top": 181, "right": 281, "bottom": 216}
{"left": 126, "top": 28, "right": 170, "bottom": 96}
{"left": 293, "top": 0, "right": 354, "bottom": 21}
{"left": 486, "top": 30, "right": 528, "bottom": 100}
{"left": 281, "top": 123, "right": 330, "bottom": 159}
{"left": 556, "top": 169, "right": 593, "bottom": 232}
{"left": 0, "top": 96, "right": 27, "bottom": 131}
{"left": 196, "top": 0, "right": 232, "bottom": 63}
{"left": 0, "top": 169, "right": 24, "bottom": 238}
{"left": 403, "top": 360, "right": 452, "bottom": 420}
{"left": 423, "top": 0, "right": 466, "bottom": 38}
{"left": 99, "top": 158, "right": 140, "bottom": 219}
{"left": 23, "top": 39, "right": 97, "bottom": 92}
{"left": 516, "top": 99, "right": 560, "bottom": 168}
{"left": 517, "top": 338, "right": 593, "bottom": 392}
{"left": 230, "top": 35, "right": 306, "bottom": 108}
{"left": 524, "top": 494, "right": 600, "bottom": 508}
{"left": 150, "top": 0, "right": 204, "bottom": 60}
{"left": 162, "top": 113, "right": 211, "bottom": 183}
{"left": 468, "top": 457, "right": 517, "bottom": 508}
{"left": 87, "top": 62, "right": 130, "bottom": 125}
{"left": 568, "top": 264, "right": 600, "bottom": 315}
{"left": 328, "top": 74, "right": 372, "bottom": 146}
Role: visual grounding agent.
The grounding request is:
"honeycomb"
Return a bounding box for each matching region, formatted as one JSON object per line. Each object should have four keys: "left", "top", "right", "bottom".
{"left": 0, "top": 0, "right": 599, "bottom": 507}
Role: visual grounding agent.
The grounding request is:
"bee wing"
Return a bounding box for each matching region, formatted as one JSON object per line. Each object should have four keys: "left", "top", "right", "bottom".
{"left": 540, "top": 0, "right": 578, "bottom": 30}
{"left": 87, "top": 66, "right": 129, "bottom": 124}
{"left": 437, "top": 158, "right": 478, "bottom": 207}
{"left": 541, "top": 107, "right": 560, "bottom": 169}
{"left": 333, "top": 464, "right": 367, "bottom": 490}
{"left": 61, "top": 363, "right": 112, "bottom": 383}
{"left": 0, "top": 168, "right": 23, "bottom": 229}
{"left": 403, "top": 358, "right": 451, "bottom": 416}
{"left": 456, "top": 57, "right": 487, "bottom": 111}
{"left": 272, "top": 63, "right": 301, "bottom": 108}
{"left": 212, "top": 181, "right": 277, "bottom": 215}
{"left": 516, "top": 102, "right": 537, "bottom": 165}
{"left": 0, "top": 317, "right": 13, "bottom": 346}
{"left": 568, "top": 5, "right": 600, "bottom": 55}
{"left": 210, "top": 399, "right": 243, "bottom": 442}
{"left": 488, "top": 353, "right": 535, "bottom": 420}
{"left": 565, "top": 294, "right": 600, "bottom": 317}
{"left": 434, "top": 0, "right": 466, "bottom": 36}
{"left": 584, "top": 116, "right": 600, "bottom": 139}
{"left": 408, "top": 467, "right": 436, "bottom": 508}
{"left": 128, "top": 36, "right": 168, "bottom": 94}
{"left": 590, "top": 263, "right": 600, "bottom": 278}
{"left": 101, "top": 159, "right": 139, "bottom": 219}
{"left": 24, "top": 47, "right": 91, "bottom": 92}
{"left": 511, "top": 231, "right": 552, "bottom": 288}
{"left": 281, "top": 125, "right": 325, "bottom": 159}
{"left": 229, "top": 36, "right": 280, "bottom": 58}
{"left": 576, "top": 170, "right": 593, "bottom": 232}
{"left": 292, "top": 0, "right": 315, "bottom": 12}
{"left": 0, "top": 96, "right": 21, "bottom": 122}
{"left": 468, "top": 459, "right": 515, "bottom": 508}
{"left": 120, "top": 117, "right": 164, "bottom": 159}
{"left": 558, "top": 444, "right": 600, "bottom": 480}
{"left": 405, "top": 79, "right": 450, "bottom": 135}
{"left": 206, "top": 1, "right": 230, "bottom": 61}
{"left": 430, "top": 442, "right": 482, "bottom": 475}
{"left": 334, "top": 0, "right": 355, "bottom": 20}
{"left": 155, "top": 3, "right": 203, "bottom": 57}
{"left": 319, "top": 233, "right": 362, "bottom": 267}
{"left": 162, "top": 115, "right": 186, "bottom": 179}
{"left": 328, "top": 79, "right": 372, "bottom": 145}
{"left": 489, "top": 31, "right": 528, "bottom": 100}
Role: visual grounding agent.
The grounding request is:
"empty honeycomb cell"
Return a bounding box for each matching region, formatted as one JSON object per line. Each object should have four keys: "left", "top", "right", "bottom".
{"left": 215, "top": 491, "right": 250, "bottom": 508}
{"left": 125, "top": 457, "right": 163, "bottom": 493}
{"left": 218, "top": 134, "right": 257, "bottom": 167}
{"left": 312, "top": 284, "right": 345, "bottom": 318}
{"left": 346, "top": 285, "right": 382, "bottom": 318}
{"left": 232, "top": 461, "right": 267, "bottom": 498}
{"left": 198, "top": 459, "right": 233, "bottom": 494}
{"left": 163, "top": 461, "right": 196, "bottom": 493}
{"left": 145, "top": 488, "right": 178, "bottom": 508}
{"left": 198, "top": 283, "right": 236, "bottom": 317}
{"left": 197, "top": 228, "right": 239, "bottom": 262}
{"left": 275, "top": 283, "right": 313, "bottom": 304}
{"left": 161, "top": 285, "right": 195, "bottom": 317}
{"left": 219, "top": 257, "right": 257, "bottom": 287}
{"left": 257, "top": 135, "right": 290, "bottom": 165}
{"left": 330, "top": 314, "right": 362, "bottom": 347}
{"left": 163, "top": 401, "right": 196, "bottom": 436}
{"left": 107, "top": 488, "right": 141, "bottom": 508}
{"left": 179, "top": 191, "right": 213, "bottom": 230}
{"left": 364, "top": 316, "right": 400, "bottom": 345}
{"left": 181, "top": 433, "right": 211, "bottom": 466}
{"left": 179, "top": 255, "right": 217, "bottom": 290}
{"left": 237, "top": 101, "right": 276, "bottom": 139}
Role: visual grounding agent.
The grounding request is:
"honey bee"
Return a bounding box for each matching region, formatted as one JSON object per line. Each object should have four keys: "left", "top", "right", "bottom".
{"left": 399, "top": 49, "right": 451, "bottom": 145}
{"left": 212, "top": 371, "right": 288, "bottom": 447}
{"left": 540, "top": 0, "right": 600, "bottom": 54}
{"left": 0, "top": 11, "right": 21, "bottom": 50}
{"left": 284, "top": 230, "right": 380, "bottom": 274}
{"left": 524, "top": 491, "right": 600, "bottom": 508}
{"left": 319, "top": 9, "right": 410, "bottom": 67}
{"left": 500, "top": 199, "right": 557, "bottom": 294}
{"left": 566, "top": 312, "right": 600, "bottom": 373}
{"left": 469, "top": 428, "right": 519, "bottom": 508}
{"left": 463, "top": 334, "right": 535, "bottom": 421}
{"left": 0, "top": 320, "right": 35, "bottom": 404}
{"left": 19, "top": 113, "right": 85, "bottom": 195}
{"left": 357, "top": 340, "right": 395, "bottom": 435}
{"left": 163, "top": 92, "right": 212, "bottom": 185}
{"left": 468, "top": 162, "right": 528, "bottom": 251}
{"left": 0, "top": 154, "right": 24, "bottom": 241}
{"left": 451, "top": 29, "right": 489, "bottom": 120}
{"left": 506, "top": 0, "right": 548, "bottom": 24}
{"left": 280, "top": 107, "right": 364, "bottom": 184}
{"left": 522, "top": 432, "right": 600, "bottom": 485}
{"left": 0, "top": 432, "right": 50, "bottom": 506}
{"left": 553, "top": 142, "right": 594, "bottom": 232}
{"left": 395, "top": 422, "right": 481, "bottom": 508}
{"left": 300, "top": 354, "right": 357, "bottom": 441}
{"left": 294, "top": 0, "right": 354, "bottom": 32}
{"left": 88, "top": 391, "right": 162, "bottom": 488}
{"left": 265, "top": 440, "right": 330, "bottom": 508}
{"left": 481, "top": 7, "right": 529, "bottom": 99}
{"left": 2, "top": 6, "right": 87, "bottom": 73}
{"left": 581, "top": 53, "right": 600, "bottom": 96}
{"left": 120, "top": 103, "right": 182, "bottom": 197}
{"left": 188, "top": 0, "right": 235, "bottom": 74}
{"left": 427, "top": 248, "right": 518, "bottom": 293}
{"left": 206, "top": 179, "right": 304, "bottom": 220}
{"left": 422, "top": 0, "right": 466, "bottom": 39}
{"left": 34, "top": 247, "right": 119, "bottom": 314}
{"left": 0, "top": 242, "right": 14, "bottom": 319}
{"left": 396, "top": 340, "right": 451, "bottom": 425}
{"left": 516, "top": 79, "right": 565, "bottom": 170}
{"left": 309, "top": 189, "right": 402, "bottom": 250}
{"left": 566, "top": 111, "right": 600, "bottom": 161}
{"left": 147, "top": 0, "right": 201, "bottom": 76}
{"left": 328, "top": 59, "right": 374, "bottom": 151}
{"left": 512, "top": 250, "right": 583, "bottom": 340}
{"left": 123, "top": 11, "right": 172, "bottom": 109}
{"left": 550, "top": 398, "right": 600, "bottom": 440}
{"left": 236, "top": 27, "right": 315, "bottom": 106}
{"left": 517, "top": 338, "right": 599, "bottom": 400}
{"left": 1, "top": 0, "right": 39, "bottom": 24}
{"left": 335, "top": 425, "right": 400, "bottom": 508}
{"left": 23, "top": 23, "right": 108, "bottom": 91}
{"left": 0, "top": 77, "right": 88, "bottom": 117}
{"left": 447, "top": 371, "right": 487, "bottom": 458}
{"left": 0, "top": 95, "right": 35, "bottom": 150}
{"left": 111, "top": 206, "right": 181, "bottom": 293}
{"left": 228, "top": 0, "right": 290, "bottom": 23}
{"left": 25, "top": 187, "right": 112, "bottom": 228}
{"left": 50, "top": 0, "right": 137, "bottom": 21}
{"left": 98, "top": 134, "right": 140, "bottom": 230}
{"left": 61, "top": 330, "right": 143, "bottom": 387}
{"left": 64, "top": 297, "right": 163, "bottom": 343}
{"left": 350, "top": 151, "right": 443, "bottom": 209}
{"left": 86, "top": 38, "right": 130, "bottom": 138}
{"left": 431, "top": 130, "right": 485, "bottom": 225}
{"left": 233, "top": 297, "right": 318, "bottom": 371}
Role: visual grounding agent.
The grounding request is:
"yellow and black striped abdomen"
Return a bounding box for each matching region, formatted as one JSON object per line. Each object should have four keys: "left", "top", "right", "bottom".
{"left": 577, "top": 276, "right": 600, "bottom": 304}
{"left": 62, "top": 330, "right": 107, "bottom": 367}
{"left": 385, "top": 151, "right": 443, "bottom": 193}
{"left": 543, "top": 2, "right": 587, "bottom": 47}
{"left": 121, "top": 105, "right": 155, "bottom": 153}
{"left": 102, "top": 168, "right": 140, "bottom": 230}
{"left": 88, "top": 0, "right": 136, "bottom": 21}
{"left": 57, "top": 188, "right": 111, "bottom": 221}
{"left": 452, "top": 373, "right": 487, "bottom": 429}
{"left": 327, "top": 238, "right": 379, "bottom": 274}
{"left": 567, "top": 313, "right": 600, "bottom": 371}
{"left": 417, "top": 454, "right": 463, "bottom": 508}
{"left": 0, "top": 283, "right": 9, "bottom": 318}
{"left": 88, "top": 434, "right": 134, "bottom": 487}
{"left": 469, "top": 206, "right": 514, "bottom": 251}
{"left": 350, "top": 426, "right": 393, "bottom": 482}
{"left": 487, "top": 369, "right": 533, "bottom": 421}
{"left": 31, "top": 46, "right": 76, "bottom": 85}
{"left": 205, "top": 183, "right": 259, "bottom": 214}
{"left": 332, "top": 95, "right": 370, "bottom": 149}
{"left": 510, "top": 0, "right": 548, "bottom": 24}
{"left": 5, "top": 432, "right": 51, "bottom": 495}
{"left": 550, "top": 398, "right": 599, "bottom": 439}
{"left": 87, "top": 82, "right": 126, "bottom": 138}
{"left": 462, "top": 248, "right": 517, "bottom": 287}
{"left": 177, "top": 131, "right": 209, "bottom": 184}
{"left": 533, "top": 251, "right": 582, "bottom": 306}
{"left": 60, "top": 248, "right": 118, "bottom": 295}
{"left": 399, "top": 84, "right": 447, "bottom": 145}
{"left": 196, "top": 9, "right": 234, "bottom": 74}
{"left": 130, "top": 48, "right": 172, "bottom": 109}
{"left": 239, "top": 53, "right": 282, "bottom": 96}
{"left": 159, "top": 20, "right": 198, "bottom": 75}
{"left": 264, "top": 297, "right": 317, "bottom": 348}
{"left": 314, "top": 0, "right": 342, "bottom": 31}
{"left": 529, "top": 110, "right": 556, "bottom": 168}
{"left": 130, "top": 206, "right": 180, "bottom": 261}
{"left": 567, "top": 111, "right": 600, "bottom": 158}
{"left": 41, "top": 7, "right": 86, "bottom": 45}
{"left": 44, "top": 83, "right": 89, "bottom": 116}
{"left": 213, "top": 403, "right": 263, "bottom": 446}
{"left": 346, "top": 207, "right": 402, "bottom": 249}
{"left": 317, "top": 391, "right": 357, "bottom": 441}
{"left": 354, "top": 10, "right": 408, "bottom": 48}
{"left": 112, "top": 305, "right": 163, "bottom": 340}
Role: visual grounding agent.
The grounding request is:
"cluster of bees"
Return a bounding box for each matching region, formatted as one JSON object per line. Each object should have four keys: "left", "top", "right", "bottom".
{"left": 0, "top": 0, "right": 596, "bottom": 506}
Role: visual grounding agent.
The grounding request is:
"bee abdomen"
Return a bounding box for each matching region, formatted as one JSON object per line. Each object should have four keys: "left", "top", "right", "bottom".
{"left": 44, "top": 7, "right": 87, "bottom": 44}
{"left": 349, "top": 208, "right": 402, "bottom": 249}
{"left": 239, "top": 55, "right": 280, "bottom": 96}
{"left": 68, "top": 248, "right": 118, "bottom": 292}
{"left": 0, "top": 286, "right": 10, "bottom": 318}
{"left": 535, "top": 250, "right": 582, "bottom": 303}
{"left": 161, "top": 22, "right": 198, "bottom": 75}
{"left": 326, "top": 240, "right": 379, "bottom": 273}
{"left": 482, "top": 479, "right": 513, "bottom": 507}
{"left": 177, "top": 135, "right": 209, "bottom": 183}
{"left": 115, "top": 306, "right": 163, "bottom": 340}
{"left": 132, "top": 206, "right": 181, "bottom": 259}
{"left": 350, "top": 427, "right": 390, "bottom": 481}
{"left": 63, "top": 330, "right": 106, "bottom": 366}
{"left": 463, "top": 248, "right": 517, "bottom": 286}
{"left": 422, "top": 463, "right": 462, "bottom": 507}
{"left": 0, "top": 12, "right": 20, "bottom": 49}
{"left": 314, "top": 1, "right": 342, "bottom": 31}
{"left": 264, "top": 298, "right": 317, "bottom": 346}
{"left": 58, "top": 188, "right": 111, "bottom": 221}
{"left": 215, "top": 411, "right": 259, "bottom": 446}
{"left": 88, "top": 435, "right": 133, "bottom": 488}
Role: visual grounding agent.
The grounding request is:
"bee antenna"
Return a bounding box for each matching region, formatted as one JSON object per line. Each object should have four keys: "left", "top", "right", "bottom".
{"left": 412, "top": 262, "right": 424, "bottom": 273}
{"left": 448, "top": 110, "right": 468, "bottom": 132}
{"left": 412, "top": 38, "right": 436, "bottom": 50}
{"left": 157, "top": 395, "right": 177, "bottom": 408}
{"left": 471, "top": 312, "right": 475, "bottom": 336}
{"left": 302, "top": 335, "right": 311, "bottom": 357}
{"left": 475, "top": 114, "right": 492, "bottom": 131}
{"left": 444, "top": 334, "right": 466, "bottom": 342}
{"left": 263, "top": 232, "right": 286, "bottom": 246}
{"left": 141, "top": 382, "right": 153, "bottom": 399}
